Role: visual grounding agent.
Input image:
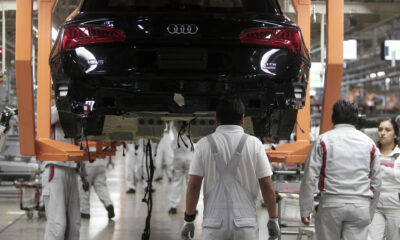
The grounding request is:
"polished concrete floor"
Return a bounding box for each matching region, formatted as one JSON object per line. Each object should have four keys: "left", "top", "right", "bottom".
{"left": 0, "top": 151, "right": 303, "bottom": 240}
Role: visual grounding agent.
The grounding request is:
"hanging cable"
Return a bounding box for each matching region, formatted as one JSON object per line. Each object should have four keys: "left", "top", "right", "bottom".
{"left": 102, "top": 141, "right": 117, "bottom": 152}
{"left": 188, "top": 118, "right": 196, "bottom": 152}
{"left": 177, "top": 121, "right": 189, "bottom": 149}
{"left": 141, "top": 139, "right": 155, "bottom": 240}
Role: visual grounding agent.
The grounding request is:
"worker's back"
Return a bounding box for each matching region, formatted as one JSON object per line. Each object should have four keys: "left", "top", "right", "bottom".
{"left": 317, "top": 123, "right": 376, "bottom": 198}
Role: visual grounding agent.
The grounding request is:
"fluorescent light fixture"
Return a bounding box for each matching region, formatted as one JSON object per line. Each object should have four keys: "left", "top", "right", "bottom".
{"left": 369, "top": 73, "right": 376, "bottom": 78}
{"left": 382, "top": 40, "right": 400, "bottom": 61}
{"left": 377, "top": 71, "right": 385, "bottom": 77}
{"left": 344, "top": 39, "right": 357, "bottom": 60}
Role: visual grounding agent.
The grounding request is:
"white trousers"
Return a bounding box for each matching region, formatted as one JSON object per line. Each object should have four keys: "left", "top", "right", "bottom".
{"left": 368, "top": 208, "right": 400, "bottom": 240}
{"left": 79, "top": 164, "right": 113, "bottom": 214}
{"left": 169, "top": 157, "right": 190, "bottom": 208}
{"left": 202, "top": 224, "right": 258, "bottom": 240}
{"left": 315, "top": 202, "right": 370, "bottom": 240}
{"left": 125, "top": 151, "right": 140, "bottom": 190}
{"left": 154, "top": 146, "right": 173, "bottom": 180}
{"left": 42, "top": 166, "right": 80, "bottom": 240}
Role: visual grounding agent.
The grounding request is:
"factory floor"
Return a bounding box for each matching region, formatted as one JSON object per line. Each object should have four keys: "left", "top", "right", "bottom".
{"left": 0, "top": 151, "right": 307, "bottom": 240}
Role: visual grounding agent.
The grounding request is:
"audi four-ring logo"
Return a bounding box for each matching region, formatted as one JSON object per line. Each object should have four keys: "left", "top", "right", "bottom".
{"left": 167, "top": 24, "right": 199, "bottom": 35}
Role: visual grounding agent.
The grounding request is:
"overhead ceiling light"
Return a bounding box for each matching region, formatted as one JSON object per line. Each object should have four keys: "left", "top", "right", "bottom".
{"left": 370, "top": 73, "right": 376, "bottom": 78}
{"left": 377, "top": 71, "right": 385, "bottom": 77}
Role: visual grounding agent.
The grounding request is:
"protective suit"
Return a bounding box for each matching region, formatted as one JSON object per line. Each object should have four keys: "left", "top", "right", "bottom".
{"left": 368, "top": 146, "right": 400, "bottom": 240}
{"left": 169, "top": 132, "right": 193, "bottom": 213}
{"left": 126, "top": 138, "right": 157, "bottom": 192}
{"left": 79, "top": 158, "right": 114, "bottom": 219}
{"left": 125, "top": 141, "right": 142, "bottom": 193}
{"left": 300, "top": 124, "right": 381, "bottom": 240}
{"left": 42, "top": 106, "right": 80, "bottom": 240}
{"left": 154, "top": 122, "right": 174, "bottom": 182}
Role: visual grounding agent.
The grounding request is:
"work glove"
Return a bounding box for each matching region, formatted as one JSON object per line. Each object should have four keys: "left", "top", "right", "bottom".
{"left": 267, "top": 218, "right": 280, "bottom": 240}
{"left": 181, "top": 221, "right": 195, "bottom": 240}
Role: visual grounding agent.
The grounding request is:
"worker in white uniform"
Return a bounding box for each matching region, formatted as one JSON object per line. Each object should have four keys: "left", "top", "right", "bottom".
{"left": 368, "top": 118, "right": 400, "bottom": 240}
{"left": 168, "top": 123, "right": 194, "bottom": 214}
{"left": 125, "top": 141, "right": 141, "bottom": 193}
{"left": 154, "top": 122, "right": 174, "bottom": 182}
{"left": 79, "top": 157, "right": 115, "bottom": 219}
{"left": 300, "top": 100, "right": 381, "bottom": 240}
{"left": 42, "top": 104, "right": 80, "bottom": 240}
{"left": 181, "top": 96, "right": 280, "bottom": 240}
{"left": 126, "top": 138, "right": 157, "bottom": 192}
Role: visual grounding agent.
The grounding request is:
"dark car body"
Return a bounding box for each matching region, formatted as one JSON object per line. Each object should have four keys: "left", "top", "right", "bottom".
{"left": 50, "top": 0, "right": 310, "bottom": 141}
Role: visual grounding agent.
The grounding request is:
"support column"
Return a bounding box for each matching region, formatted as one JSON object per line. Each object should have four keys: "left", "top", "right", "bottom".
{"left": 15, "top": 0, "right": 35, "bottom": 155}
{"left": 266, "top": 0, "right": 312, "bottom": 163}
{"left": 36, "top": 0, "right": 57, "bottom": 139}
{"left": 291, "top": 0, "right": 311, "bottom": 141}
{"left": 2, "top": 8, "right": 5, "bottom": 75}
{"left": 320, "top": 0, "right": 344, "bottom": 133}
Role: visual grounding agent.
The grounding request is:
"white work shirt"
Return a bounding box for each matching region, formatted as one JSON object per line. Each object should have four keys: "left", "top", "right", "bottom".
{"left": 189, "top": 125, "right": 272, "bottom": 197}
{"left": 300, "top": 124, "right": 381, "bottom": 217}
{"left": 376, "top": 145, "right": 400, "bottom": 209}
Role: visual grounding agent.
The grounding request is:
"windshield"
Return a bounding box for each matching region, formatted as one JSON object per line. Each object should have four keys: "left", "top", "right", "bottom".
{"left": 81, "top": 0, "right": 281, "bottom": 13}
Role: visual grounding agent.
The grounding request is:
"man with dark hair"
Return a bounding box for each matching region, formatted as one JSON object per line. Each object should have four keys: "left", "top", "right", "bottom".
{"left": 181, "top": 96, "right": 280, "bottom": 240}
{"left": 300, "top": 100, "right": 381, "bottom": 240}
{"left": 331, "top": 100, "right": 359, "bottom": 125}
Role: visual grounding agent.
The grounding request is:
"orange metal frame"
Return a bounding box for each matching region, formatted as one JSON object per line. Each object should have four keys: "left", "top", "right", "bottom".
{"left": 16, "top": 0, "right": 116, "bottom": 161}
{"left": 267, "top": 0, "right": 312, "bottom": 163}
{"left": 267, "top": 0, "right": 344, "bottom": 163}
{"left": 320, "top": 0, "right": 344, "bottom": 134}
{"left": 16, "top": 0, "right": 343, "bottom": 162}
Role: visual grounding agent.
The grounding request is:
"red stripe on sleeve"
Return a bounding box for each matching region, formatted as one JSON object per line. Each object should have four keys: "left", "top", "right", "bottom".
{"left": 319, "top": 141, "right": 327, "bottom": 191}
{"left": 369, "top": 145, "right": 376, "bottom": 192}
{"left": 370, "top": 145, "right": 376, "bottom": 169}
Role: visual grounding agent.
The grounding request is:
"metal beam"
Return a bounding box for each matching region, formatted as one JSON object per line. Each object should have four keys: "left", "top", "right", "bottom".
{"left": 284, "top": 1, "right": 400, "bottom": 15}
{"left": 291, "top": 0, "right": 311, "bottom": 142}
{"left": 15, "top": 0, "right": 35, "bottom": 155}
{"left": 320, "top": 0, "right": 344, "bottom": 134}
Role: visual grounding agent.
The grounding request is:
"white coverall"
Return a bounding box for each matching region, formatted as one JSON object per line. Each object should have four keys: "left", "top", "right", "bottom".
{"left": 169, "top": 133, "right": 193, "bottom": 208}
{"left": 126, "top": 138, "right": 157, "bottom": 190}
{"left": 79, "top": 158, "right": 113, "bottom": 215}
{"left": 189, "top": 125, "right": 273, "bottom": 240}
{"left": 300, "top": 124, "right": 381, "bottom": 240}
{"left": 154, "top": 124, "right": 174, "bottom": 181}
{"left": 42, "top": 106, "right": 80, "bottom": 240}
{"left": 368, "top": 145, "right": 400, "bottom": 240}
{"left": 125, "top": 141, "right": 142, "bottom": 191}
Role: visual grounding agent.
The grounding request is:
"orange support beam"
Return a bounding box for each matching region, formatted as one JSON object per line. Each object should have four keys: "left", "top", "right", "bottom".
{"left": 267, "top": 0, "right": 312, "bottom": 163}
{"left": 320, "top": 0, "right": 344, "bottom": 134}
{"left": 15, "top": 0, "right": 35, "bottom": 155}
{"left": 35, "top": 0, "right": 85, "bottom": 161}
{"left": 36, "top": 0, "right": 57, "bottom": 139}
{"left": 35, "top": 138, "right": 84, "bottom": 161}
{"left": 292, "top": 0, "right": 311, "bottom": 142}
